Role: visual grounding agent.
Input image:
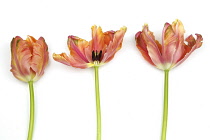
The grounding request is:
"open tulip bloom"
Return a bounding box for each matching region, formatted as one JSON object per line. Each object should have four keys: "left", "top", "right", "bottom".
{"left": 53, "top": 25, "right": 126, "bottom": 140}
{"left": 135, "top": 19, "right": 203, "bottom": 140}
{"left": 11, "top": 36, "right": 49, "bottom": 140}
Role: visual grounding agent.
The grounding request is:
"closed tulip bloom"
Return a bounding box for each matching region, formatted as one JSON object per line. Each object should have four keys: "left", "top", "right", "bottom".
{"left": 135, "top": 19, "right": 203, "bottom": 70}
{"left": 11, "top": 36, "right": 49, "bottom": 82}
{"left": 53, "top": 25, "right": 127, "bottom": 68}
{"left": 11, "top": 35, "right": 49, "bottom": 140}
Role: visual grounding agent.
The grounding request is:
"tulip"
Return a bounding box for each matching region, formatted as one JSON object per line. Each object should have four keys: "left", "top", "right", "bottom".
{"left": 53, "top": 25, "right": 126, "bottom": 140}
{"left": 135, "top": 19, "right": 203, "bottom": 140}
{"left": 11, "top": 36, "right": 49, "bottom": 140}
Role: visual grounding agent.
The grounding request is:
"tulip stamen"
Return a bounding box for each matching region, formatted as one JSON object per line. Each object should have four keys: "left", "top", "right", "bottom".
{"left": 92, "top": 50, "right": 102, "bottom": 62}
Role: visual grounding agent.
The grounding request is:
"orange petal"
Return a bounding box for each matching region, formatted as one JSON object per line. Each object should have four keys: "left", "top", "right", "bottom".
{"left": 26, "top": 35, "right": 37, "bottom": 44}
{"left": 101, "top": 26, "right": 127, "bottom": 63}
{"left": 53, "top": 53, "right": 71, "bottom": 66}
{"left": 31, "top": 37, "right": 49, "bottom": 81}
{"left": 11, "top": 36, "right": 33, "bottom": 82}
{"left": 141, "top": 24, "right": 164, "bottom": 69}
{"left": 162, "top": 23, "right": 177, "bottom": 66}
{"left": 169, "top": 20, "right": 186, "bottom": 66}
{"left": 90, "top": 25, "right": 104, "bottom": 51}
{"left": 68, "top": 56, "right": 90, "bottom": 69}
{"left": 135, "top": 31, "right": 155, "bottom": 66}
{"left": 67, "top": 36, "right": 90, "bottom": 63}
{"left": 175, "top": 34, "right": 203, "bottom": 67}
{"left": 53, "top": 52, "right": 90, "bottom": 69}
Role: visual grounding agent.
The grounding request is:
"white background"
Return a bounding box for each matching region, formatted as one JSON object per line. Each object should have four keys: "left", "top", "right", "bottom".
{"left": 0, "top": 0, "right": 209, "bottom": 140}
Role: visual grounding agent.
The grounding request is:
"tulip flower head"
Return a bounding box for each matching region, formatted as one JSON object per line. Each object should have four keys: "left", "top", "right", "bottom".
{"left": 11, "top": 36, "right": 49, "bottom": 82}
{"left": 53, "top": 25, "right": 127, "bottom": 68}
{"left": 135, "top": 19, "right": 203, "bottom": 70}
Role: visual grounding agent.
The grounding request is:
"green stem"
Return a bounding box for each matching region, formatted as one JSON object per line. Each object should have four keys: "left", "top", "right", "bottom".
{"left": 161, "top": 70, "right": 169, "bottom": 140}
{"left": 27, "top": 81, "right": 35, "bottom": 140}
{"left": 94, "top": 66, "right": 101, "bottom": 140}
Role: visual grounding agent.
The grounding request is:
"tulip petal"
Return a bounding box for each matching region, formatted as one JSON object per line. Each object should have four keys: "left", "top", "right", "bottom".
{"left": 90, "top": 25, "right": 104, "bottom": 51}
{"left": 53, "top": 53, "right": 71, "bottom": 66}
{"left": 26, "top": 36, "right": 37, "bottom": 44}
{"left": 135, "top": 31, "right": 155, "bottom": 66}
{"left": 68, "top": 56, "right": 91, "bottom": 69}
{"left": 175, "top": 34, "right": 203, "bottom": 67}
{"left": 170, "top": 20, "right": 186, "bottom": 67}
{"left": 141, "top": 25, "right": 164, "bottom": 69}
{"left": 31, "top": 37, "right": 49, "bottom": 81}
{"left": 101, "top": 26, "right": 126, "bottom": 63}
{"left": 162, "top": 23, "right": 177, "bottom": 67}
{"left": 68, "top": 36, "right": 90, "bottom": 63}
{"left": 53, "top": 53, "right": 90, "bottom": 69}
{"left": 11, "top": 36, "right": 33, "bottom": 82}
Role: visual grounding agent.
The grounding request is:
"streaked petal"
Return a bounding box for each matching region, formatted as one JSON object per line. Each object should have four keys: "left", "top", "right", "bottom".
{"left": 53, "top": 53, "right": 71, "bottom": 66}
{"left": 170, "top": 19, "right": 186, "bottom": 65}
{"left": 67, "top": 36, "right": 90, "bottom": 63}
{"left": 11, "top": 36, "right": 33, "bottom": 82}
{"left": 53, "top": 53, "right": 90, "bottom": 69}
{"left": 135, "top": 31, "right": 155, "bottom": 66}
{"left": 171, "top": 19, "right": 185, "bottom": 36}
{"left": 26, "top": 35, "right": 37, "bottom": 44}
{"left": 174, "top": 34, "right": 203, "bottom": 67}
{"left": 68, "top": 56, "right": 90, "bottom": 69}
{"left": 11, "top": 37, "right": 29, "bottom": 82}
{"left": 141, "top": 24, "right": 164, "bottom": 69}
{"left": 101, "top": 26, "right": 127, "bottom": 63}
{"left": 162, "top": 23, "right": 177, "bottom": 66}
{"left": 31, "top": 37, "right": 49, "bottom": 81}
{"left": 90, "top": 25, "right": 104, "bottom": 51}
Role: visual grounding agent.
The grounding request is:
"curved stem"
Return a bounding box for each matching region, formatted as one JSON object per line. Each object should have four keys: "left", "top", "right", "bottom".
{"left": 161, "top": 70, "right": 169, "bottom": 140}
{"left": 94, "top": 66, "right": 101, "bottom": 140}
{"left": 27, "top": 81, "right": 35, "bottom": 140}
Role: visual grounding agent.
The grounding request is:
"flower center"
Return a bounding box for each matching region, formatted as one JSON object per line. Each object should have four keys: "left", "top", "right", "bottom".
{"left": 92, "top": 50, "right": 102, "bottom": 62}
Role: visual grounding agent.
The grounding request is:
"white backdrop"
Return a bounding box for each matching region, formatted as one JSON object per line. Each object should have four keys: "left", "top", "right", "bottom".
{"left": 0, "top": 0, "right": 209, "bottom": 140}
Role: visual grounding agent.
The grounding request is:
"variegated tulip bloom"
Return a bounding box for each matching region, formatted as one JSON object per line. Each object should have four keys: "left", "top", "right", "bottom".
{"left": 135, "top": 19, "right": 203, "bottom": 70}
{"left": 135, "top": 19, "right": 203, "bottom": 140}
{"left": 53, "top": 25, "right": 127, "bottom": 68}
{"left": 11, "top": 36, "right": 49, "bottom": 82}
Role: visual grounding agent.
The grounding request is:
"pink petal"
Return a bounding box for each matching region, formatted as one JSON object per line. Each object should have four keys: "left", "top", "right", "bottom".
{"left": 11, "top": 36, "right": 33, "bottom": 82}
{"left": 90, "top": 25, "right": 104, "bottom": 51}
{"left": 101, "top": 26, "right": 127, "bottom": 63}
{"left": 162, "top": 23, "right": 177, "bottom": 66}
{"left": 53, "top": 53, "right": 89, "bottom": 69}
{"left": 31, "top": 37, "right": 49, "bottom": 81}
{"left": 68, "top": 36, "right": 90, "bottom": 63}
{"left": 170, "top": 20, "right": 186, "bottom": 66}
{"left": 175, "top": 34, "right": 203, "bottom": 67}
{"left": 53, "top": 53, "right": 71, "bottom": 66}
{"left": 135, "top": 31, "right": 155, "bottom": 66}
{"left": 141, "top": 24, "right": 164, "bottom": 69}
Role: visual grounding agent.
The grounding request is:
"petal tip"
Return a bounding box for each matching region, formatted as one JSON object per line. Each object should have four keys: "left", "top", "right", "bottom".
{"left": 120, "top": 26, "right": 127, "bottom": 32}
